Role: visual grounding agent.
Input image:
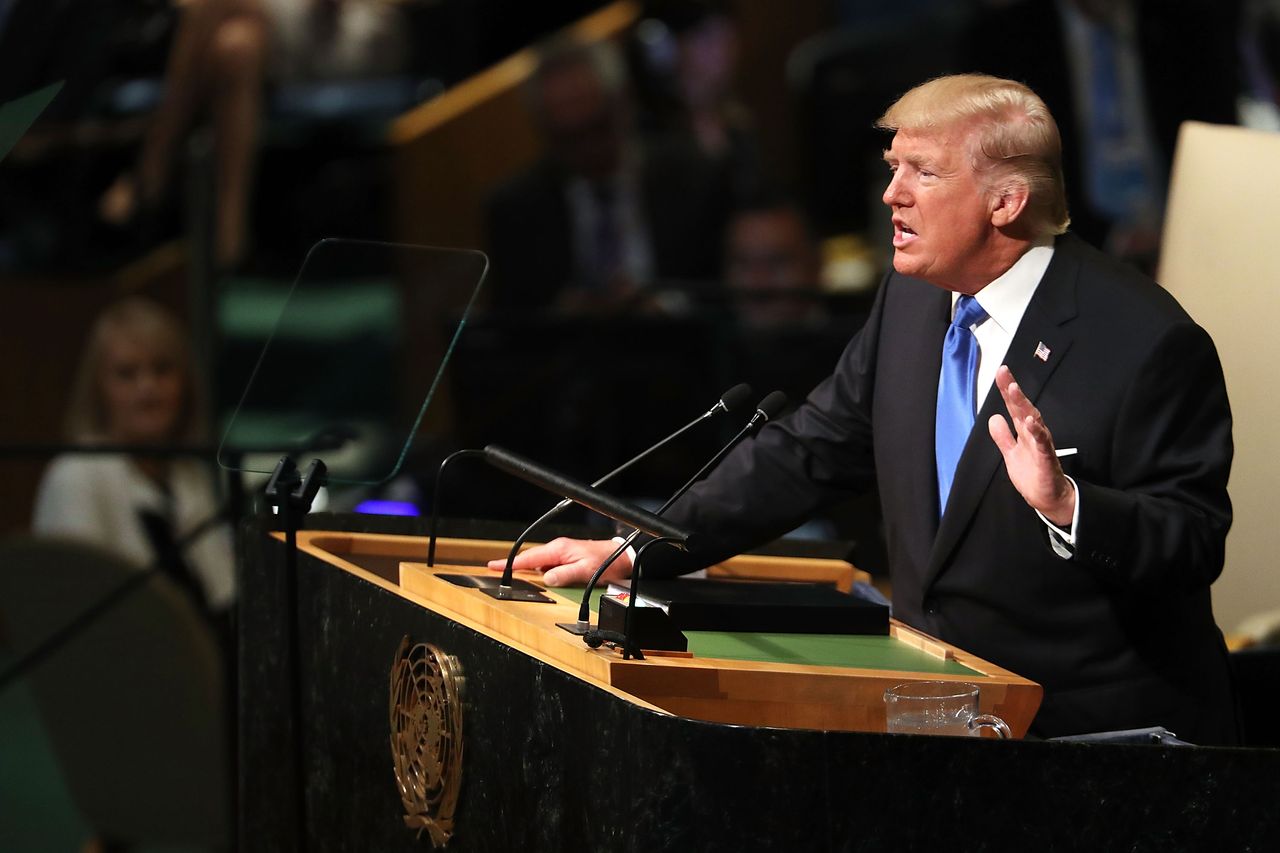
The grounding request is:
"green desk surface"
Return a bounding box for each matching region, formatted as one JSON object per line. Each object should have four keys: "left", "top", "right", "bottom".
{"left": 550, "top": 587, "right": 977, "bottom": 677}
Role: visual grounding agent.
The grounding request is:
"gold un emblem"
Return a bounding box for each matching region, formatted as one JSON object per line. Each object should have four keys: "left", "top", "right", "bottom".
{"left": 390, "top": 637, "right": 464, "bottom": 846}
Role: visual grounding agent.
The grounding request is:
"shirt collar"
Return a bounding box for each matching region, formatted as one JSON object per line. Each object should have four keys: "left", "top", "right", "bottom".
{"left": 953, "top": 238, "right": 1055, "bottom": 334}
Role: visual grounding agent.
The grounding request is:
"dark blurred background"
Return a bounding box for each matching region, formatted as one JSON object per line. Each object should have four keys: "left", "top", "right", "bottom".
{"left": 3, "top": 0, "right": 1277, "bottom": 847}
{"left": 3, "top": 0, "right": 1273, "bottom": 565}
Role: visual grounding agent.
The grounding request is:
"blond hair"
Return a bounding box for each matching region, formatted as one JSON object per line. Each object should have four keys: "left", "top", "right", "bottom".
{"left": 876, "top": 74, "right": 1070, "bottom": 237}
{"left": 64, "top": 296, "right": 205, "bottom": 443}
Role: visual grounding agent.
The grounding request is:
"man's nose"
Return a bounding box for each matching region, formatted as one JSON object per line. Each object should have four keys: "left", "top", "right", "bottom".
{"left": 882, "top": 173, "right": 905, "bottom": 206}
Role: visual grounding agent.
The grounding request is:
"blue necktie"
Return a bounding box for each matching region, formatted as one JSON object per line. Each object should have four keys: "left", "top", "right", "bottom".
{"left": 936, "top": 295, "right": 988, "bottom": 514}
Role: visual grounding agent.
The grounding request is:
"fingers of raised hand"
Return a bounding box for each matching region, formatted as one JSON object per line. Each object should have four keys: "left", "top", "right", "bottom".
{"left": 1020, "top": 413, "right": 1054, "bottom": 452}
{"left": 988, "top": 413, "right": 1016, "bottom": 455}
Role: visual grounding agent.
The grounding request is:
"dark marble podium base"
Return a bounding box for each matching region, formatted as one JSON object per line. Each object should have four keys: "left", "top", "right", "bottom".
{"left": 238, "top": 514, "right": 1280, "bottom": 851}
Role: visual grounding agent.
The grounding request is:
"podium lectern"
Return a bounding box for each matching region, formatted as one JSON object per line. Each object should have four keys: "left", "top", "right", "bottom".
{"left": 239, "top": 514, "right": 1280, "bottom": 851}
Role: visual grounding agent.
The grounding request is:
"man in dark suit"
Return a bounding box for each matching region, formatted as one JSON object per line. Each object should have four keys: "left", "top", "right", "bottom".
{"left": 485, "top": 37, "right": 729, "bottom": 313}
{"left": 495, "top": 74, "right": 1238, "bottom": 744}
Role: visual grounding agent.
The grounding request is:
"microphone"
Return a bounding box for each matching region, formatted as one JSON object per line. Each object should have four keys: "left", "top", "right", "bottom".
{"left": 481, "top": 384, "right": 752, "bottom": 592}
{"left": 425, "top": 449, "right": 486, "bottom": 567}
{"left": 582, "top": 383, "right": 753, "bottom": 494}
{"left": 573, "top": 390, "right": 789, "bottom": 637}
{"left": 480, "top": 445, "right": 696, "bottom": 545}
{"left": 425, "top": 384, "right": 752, "bottom": 569}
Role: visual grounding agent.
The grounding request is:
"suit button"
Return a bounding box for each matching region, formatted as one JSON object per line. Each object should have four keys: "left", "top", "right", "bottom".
{"left": 924, "top": 599, "right": 938, "bottom": 615}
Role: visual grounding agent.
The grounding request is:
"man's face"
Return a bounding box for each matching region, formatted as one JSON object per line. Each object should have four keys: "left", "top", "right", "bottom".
{"left": 539, "top": 62, "right": 624, "bottom": 181}
{"left": 726, "top": 208, "right": 820, "bottom": 327}
{"left": 882, "top": 126, "right": 998, "bottom": 293}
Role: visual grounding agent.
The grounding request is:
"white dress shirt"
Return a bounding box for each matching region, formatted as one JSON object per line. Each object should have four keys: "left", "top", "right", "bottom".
{"left": 32, "top": 454, "right": 236, "bottom": 609}
{"left": 953, "top": 239, "right": 1080, "bottom": 555}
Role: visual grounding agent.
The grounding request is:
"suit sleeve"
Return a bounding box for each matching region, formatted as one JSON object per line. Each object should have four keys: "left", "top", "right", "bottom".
{"left": 638, "top": 275, "right": 891, "bottom": 577}
{"left": 1073, "top": 321, "right": 1232, "bottom": 594}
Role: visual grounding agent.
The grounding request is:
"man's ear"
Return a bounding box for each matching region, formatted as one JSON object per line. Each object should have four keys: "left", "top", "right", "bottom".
{"left": 990, "top": 178, "right": 1030, "bottom": 228}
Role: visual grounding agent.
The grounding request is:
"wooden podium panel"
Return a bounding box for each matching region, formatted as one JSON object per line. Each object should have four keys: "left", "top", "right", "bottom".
{"left": 294, "top": 530, "right": 1042, "bottom": 737}
{"left": 238, "top": 517, "right": 1280, "bottom": 853}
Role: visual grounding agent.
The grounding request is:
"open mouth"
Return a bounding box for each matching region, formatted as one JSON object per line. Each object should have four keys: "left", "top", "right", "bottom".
{"left": 893, "top": 221, "right": 917, "bottom": 248}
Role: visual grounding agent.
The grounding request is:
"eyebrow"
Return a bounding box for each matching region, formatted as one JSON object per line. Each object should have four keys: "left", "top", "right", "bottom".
{"left": 882, "top": 149, "right": 952, "bottom": 175}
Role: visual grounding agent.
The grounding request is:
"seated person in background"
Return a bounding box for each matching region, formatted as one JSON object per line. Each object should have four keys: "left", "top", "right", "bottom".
{"left": 633, "top": 0, "right": 763, "bottom": 198}
{"left": 724, "top": 195, "right": 826, "bottom": 329}
{"left": 962, "top": 0, "right": 1241, "bottom": 269}
{"left": 32, "top": 296, "right": 235, "bottom": 622}
{"left": 99, "top": 0, "right": 408, "bottom": 270}
{"left": 494, "top": 74, "right": 1239, "bottom": 744}
{"left": 485, "top": 36, "right": 730, "bottom": 314}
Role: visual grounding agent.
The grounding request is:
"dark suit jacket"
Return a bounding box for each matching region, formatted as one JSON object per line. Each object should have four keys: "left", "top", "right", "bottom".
{"left": 484, "top": 137, "right": 730, "bottom": 312}
{"left": 650, "top": 234, "right": 1238, "bottom": 743}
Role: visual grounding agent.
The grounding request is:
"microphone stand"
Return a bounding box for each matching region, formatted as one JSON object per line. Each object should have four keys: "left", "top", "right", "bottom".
{"left": 425, "top": 448, "right": 485, "bottom": 567}
{"left": 426, "top": 385, "right": 751, "bottom": 585}
{"left": 487, "top": 386, "right": 749, "bottom": 600}
{"left": 568, "top": 392, "right": 787, "bottom": 638}
{"left": 583, "top": 536, "right": 682, "bottom": 661}
{"left": 263, "top": 455, "right": 327, "bottom": 853}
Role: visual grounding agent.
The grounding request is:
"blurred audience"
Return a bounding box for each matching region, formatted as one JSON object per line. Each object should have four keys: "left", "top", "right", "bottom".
{"left": 962, "top": 0, "right": 1241, "bottom": 269}
{"left": 832, "top": 0, "right": 973, "bottom": 30}
{"left": 485, "top": 35, "right": 730, "bottom": 314}
{"left": 98, "top": 0, "right": 408, "bottom": 271}
{"left": 1241, "top": 0, "right": 1280, "bottom": 128}
{"left": 31, "top": 296, "right": 235, "bottom": 623}
{"left": 724, "top": 195, "right": 825, "bottom": 330}
{"left": 630, "top": 0, "right": 762, "bottom": 197}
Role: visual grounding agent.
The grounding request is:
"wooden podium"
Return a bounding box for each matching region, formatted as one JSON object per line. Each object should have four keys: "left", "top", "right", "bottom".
{"left": 312, "top": 531, "right": 1043, "bottom": 737}
{"left": 237, "top": 515, "right": 1280, "bottom": 852}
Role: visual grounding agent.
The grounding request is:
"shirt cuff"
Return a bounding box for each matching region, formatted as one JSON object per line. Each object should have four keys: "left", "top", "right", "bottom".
{"left": 610, "top": 536, "right": 638, "bottom": 572}
{"left": 1036, "top": 475, "right": 1079, "bottom": 559}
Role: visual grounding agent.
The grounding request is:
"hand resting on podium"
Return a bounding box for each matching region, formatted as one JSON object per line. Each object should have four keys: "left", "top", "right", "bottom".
{"left": 486, "top": 538, "right": 633, "bottom": 587}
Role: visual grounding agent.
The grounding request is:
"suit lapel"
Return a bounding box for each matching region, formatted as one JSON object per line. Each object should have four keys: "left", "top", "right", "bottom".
{"left": 910, "top": 285, "right": 953, "bottom": 542}
{"left": 924, "top": 237, "right": 1082, "bottom": 584}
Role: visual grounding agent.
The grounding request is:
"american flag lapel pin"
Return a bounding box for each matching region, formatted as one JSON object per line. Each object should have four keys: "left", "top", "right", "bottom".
{"left": 1034, "top": 341, "right": 1051, "bottom": 362}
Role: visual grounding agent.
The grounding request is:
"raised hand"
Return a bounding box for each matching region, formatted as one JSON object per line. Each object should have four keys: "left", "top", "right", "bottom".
{"left": 987, "top": 365, "right": 1075, "bottom": 526}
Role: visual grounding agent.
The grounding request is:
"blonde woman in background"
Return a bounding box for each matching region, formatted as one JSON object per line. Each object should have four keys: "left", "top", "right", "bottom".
{"left": 32, "top": 296, "right": 235, "bottom": 618}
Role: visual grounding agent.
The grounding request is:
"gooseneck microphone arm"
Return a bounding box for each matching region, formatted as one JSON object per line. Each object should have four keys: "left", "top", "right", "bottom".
{"left": 583, "top": 535, "right": 684, "bottom": 660}
{"left": 481, "top": 445, "right": 694, "bottom": 545}
{"left": 495, "top": 384, "right": 753, "bottom": 589}
{"left": 584, "top": 383, "right": 752, "bottom": 490}
{"left": 426, "top": 448, "right": 486, "bottom": 567}
{"left": 618, "top": 535, "right": 682, "bottom": 660}
{"left": 574, "top": 391, "right": 790, "bottom": 631}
